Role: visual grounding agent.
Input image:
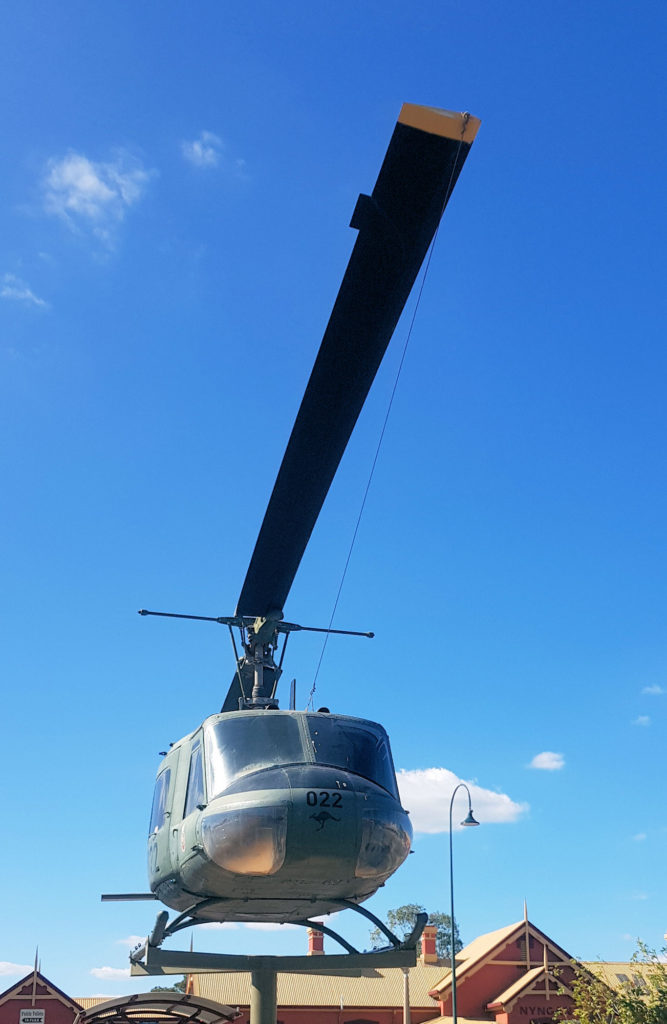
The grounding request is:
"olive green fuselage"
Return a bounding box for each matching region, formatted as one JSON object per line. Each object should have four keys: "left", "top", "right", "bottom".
{"left": 147, "top": 710, "right": 412, "bottom": 922}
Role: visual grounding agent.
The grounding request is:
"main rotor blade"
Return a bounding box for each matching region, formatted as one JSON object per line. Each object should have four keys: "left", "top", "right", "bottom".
{"left": 236, "top": 104, "right": 480, "bottom": 619}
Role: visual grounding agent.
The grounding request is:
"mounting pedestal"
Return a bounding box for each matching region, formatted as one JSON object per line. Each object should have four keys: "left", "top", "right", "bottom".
{"left": 129, "top": 911, "right": 427, "bottom": 1024}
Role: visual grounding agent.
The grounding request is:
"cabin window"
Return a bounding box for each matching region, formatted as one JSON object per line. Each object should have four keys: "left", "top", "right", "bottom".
{"left": 184, "top": 740, "right": 205, "bottom": 817}
{"left": 149, "top": 768, "right": 171, "bottom": 833}
{"left": 206, "top": 714, "right": 305, "bottom": 796}
{"left": 306, "top": 716, "right": 398, "bottom": 796}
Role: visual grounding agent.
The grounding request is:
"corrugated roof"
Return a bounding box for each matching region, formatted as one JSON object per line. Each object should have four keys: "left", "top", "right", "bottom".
{"left": 194, "top": 959, "right": 445, "bottom": 1008}
{"left": 581, "top": 963, "right": 653, "bottom": 990}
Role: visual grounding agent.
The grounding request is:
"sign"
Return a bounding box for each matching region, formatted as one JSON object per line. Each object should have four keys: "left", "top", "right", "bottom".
{"left": 20, "top": 1011, "right": 45, "bottom": 1024}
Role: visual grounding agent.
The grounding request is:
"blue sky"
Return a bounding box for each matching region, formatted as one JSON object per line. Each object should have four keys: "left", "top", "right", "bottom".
{"left": 1, "top": 0, "right": 666, "bottom": 998}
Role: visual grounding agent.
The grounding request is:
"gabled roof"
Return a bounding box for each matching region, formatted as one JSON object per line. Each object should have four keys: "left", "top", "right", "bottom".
{"left": 487, "top": 965, "right": 572, "bottom": 1011}
{"left": 456, "top": 922, "right": 524, "bottom": 964}
{"left": 429, "top": 919, "right": 574, "bottom": 997}
{"left": 0, "top": 971, "right": 83, "bottom": 1012}
{"left": 429, "top": 921, "right": 526, "bottom": 995}
{"left": 486, "top": 966, "right": 545, "bottom": 1009}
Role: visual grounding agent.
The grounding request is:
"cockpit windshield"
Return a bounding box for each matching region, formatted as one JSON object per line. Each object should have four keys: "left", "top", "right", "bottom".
{"left": 205, "top": 712, "right": 398, "bottom": 799}
{"left": 306, "top": 716, "right": 398, "bottom": 797}
{"left": 206, "top": 713, "right": 304, "bottom": 797}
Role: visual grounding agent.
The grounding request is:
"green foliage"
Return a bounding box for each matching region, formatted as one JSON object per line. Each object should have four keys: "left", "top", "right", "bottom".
{"left": 555, "top": 943, "right": 667, "bottom": 1024}
{"left": 150, "top": 977, "right": 187, "bottom": 993}
{"left": 368, "top": 903, "right": 462, "bottom": 959}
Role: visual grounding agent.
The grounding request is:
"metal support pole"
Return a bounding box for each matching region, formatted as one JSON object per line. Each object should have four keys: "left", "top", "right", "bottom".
{"left": 449, "top": 815, "right": 458, "bottom": 1024}
{"left": 402, "top": 966, "right": 411, "bottom": 1024}
{"left": 250, "top": 968, "right": 277, "bottom": 1024}
{"left": 448, "top": 782, "right": 479, "bottom": 1024}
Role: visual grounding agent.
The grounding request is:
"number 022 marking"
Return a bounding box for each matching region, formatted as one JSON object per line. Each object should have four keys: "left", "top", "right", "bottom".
{"left": 306, "top": 790, "right": 342, "bottom": 808}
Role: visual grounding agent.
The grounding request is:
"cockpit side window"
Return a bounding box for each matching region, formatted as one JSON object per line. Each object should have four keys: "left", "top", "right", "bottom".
{"left": 184, "top": 740, "right": 205, "bottom": 817}
{"left": 149, "top": 768, "right": 171, "bottom": 834}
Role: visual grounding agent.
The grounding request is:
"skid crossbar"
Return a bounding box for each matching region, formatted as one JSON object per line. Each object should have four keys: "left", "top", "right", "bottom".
{"left": 130, "top": 943, "right": 419, "bottom": 976}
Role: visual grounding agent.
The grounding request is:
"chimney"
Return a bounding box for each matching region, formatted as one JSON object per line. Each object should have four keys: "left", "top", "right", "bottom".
{"left": 307, "top": 927, "right": 324, "bottom": 956}
{"left": 421, "top": 924, "right": 438, "bottom": 964}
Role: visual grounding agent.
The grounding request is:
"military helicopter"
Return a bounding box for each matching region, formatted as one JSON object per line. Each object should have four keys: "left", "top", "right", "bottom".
{"left": 107, "top": 104, "right": 479, "bottom": 934}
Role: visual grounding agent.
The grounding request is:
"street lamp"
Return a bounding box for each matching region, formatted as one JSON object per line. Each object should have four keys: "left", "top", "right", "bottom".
{"left": 449, "top": 783, "right": 479, "bottom": 1024}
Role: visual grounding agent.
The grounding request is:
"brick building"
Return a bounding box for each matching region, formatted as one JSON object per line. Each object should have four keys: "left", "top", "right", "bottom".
{"left": 1, "top": 916, "right": 639, "bottom": 1024}
{"left": 0, "top": 970, "right": 83, "bottom": 1024}
{"left": 190, "top": 915, "right": 591, "bottom": 1023}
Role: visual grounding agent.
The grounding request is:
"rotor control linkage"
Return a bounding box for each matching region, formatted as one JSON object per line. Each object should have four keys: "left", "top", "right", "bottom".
{"left": 139, "top": 607, "right": 373, "bottom": 711}
{"left": 138, "top": 608, "right": 374, "bottom": 638}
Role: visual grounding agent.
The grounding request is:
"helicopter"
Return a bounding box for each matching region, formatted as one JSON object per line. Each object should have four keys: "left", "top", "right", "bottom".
{"left": 113, "top": 103, "right": 480, "bottom": 930}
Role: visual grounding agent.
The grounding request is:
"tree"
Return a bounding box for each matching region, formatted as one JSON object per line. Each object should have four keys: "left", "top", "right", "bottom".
{"left": 150, "top": 977, "right": 187, "bottom": 993}
{"left": 555, "top": 943, "right": 667, "bottom": 1024}
{"left": 368, "top": 904, "right": 462, "bottom": 960}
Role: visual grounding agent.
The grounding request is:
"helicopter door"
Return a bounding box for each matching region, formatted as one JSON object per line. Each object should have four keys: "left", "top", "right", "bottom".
{"left": 175, "top": 733, "right": 207, "bottom": 869}
{"left": 147, "top": 751, "right": 179, "bottom": 883}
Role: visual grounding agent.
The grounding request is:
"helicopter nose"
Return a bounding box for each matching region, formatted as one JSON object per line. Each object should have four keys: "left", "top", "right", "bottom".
{"left": 201, "top": 803, "right": 288, "bottom": 876}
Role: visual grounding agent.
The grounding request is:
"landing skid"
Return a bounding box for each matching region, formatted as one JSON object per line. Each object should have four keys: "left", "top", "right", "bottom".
{"left": 129, "top": 903, "right": 427, "bottom": 977}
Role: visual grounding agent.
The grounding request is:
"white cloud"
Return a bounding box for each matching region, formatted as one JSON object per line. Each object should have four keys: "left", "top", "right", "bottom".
{"left": 1, "top": 273, "right": 48, "bottom": 308}
{"left": 633, "top": 715, "right": 651, "bottom": 727}
{"left": 642, "top": 685, "right": 664, "bottom": 695}
{"left": 181, "top": 130, "right": 223, "bottom": 168}
{"left": 181, "top": 131, "right": 246, "bottom": 178}
{"left": 528, "top": 751, "right": 565, "bottom": 771}
{"left": 89, "top": 966, "right": 131, "bottom": 981}
{"left": 631, "top": 891, "right": 648, "bottom": 901}
{"left": 396, "top": 767, "right": 527, "bottom": 834}
{"left": 632, "top": 833, "right": 647, "bottom": 842}
{"left": 42, "top": 150, "right": 152, "bottom": 244}
{"left": 199, "top": 921, "right": 239, "bottom": 930}
{"left": 0, "top": 962, "right": 32, "bottom": 977}
{"left": 115, "top": 935, "right": 145, "bottom": 948}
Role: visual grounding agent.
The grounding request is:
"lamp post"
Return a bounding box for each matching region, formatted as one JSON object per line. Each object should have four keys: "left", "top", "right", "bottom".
{"left": 449, "top": 783, "right": 479, "bottom": 1024}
